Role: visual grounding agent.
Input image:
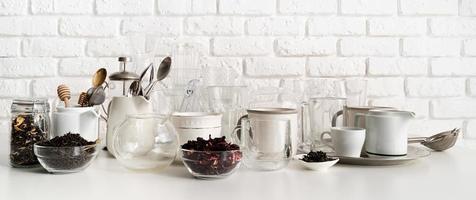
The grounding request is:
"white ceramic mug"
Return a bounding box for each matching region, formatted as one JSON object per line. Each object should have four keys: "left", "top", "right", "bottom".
{"left": 52, "top": 106, "right": 100, "bottom": 141}
{"left": 241, "top": 108, "right": 298, "bottom": 156}
{"left": 320, "top": 127, "right": 366, "bottom": 157}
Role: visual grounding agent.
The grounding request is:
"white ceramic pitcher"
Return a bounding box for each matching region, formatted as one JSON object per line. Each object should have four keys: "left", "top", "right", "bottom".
{"left": 106, "top": 96, "right": 153, "bottom": 157}
{"left": 52, "top": 107, "right": 100, "bottom": 141}
{"left": 355, "top": 109, "right": 415, "bottom": 156}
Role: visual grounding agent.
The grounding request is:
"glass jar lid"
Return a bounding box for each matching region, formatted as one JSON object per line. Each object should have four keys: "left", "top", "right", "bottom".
{"left": 11, "top": 98, "right": 50, "bottom": 113}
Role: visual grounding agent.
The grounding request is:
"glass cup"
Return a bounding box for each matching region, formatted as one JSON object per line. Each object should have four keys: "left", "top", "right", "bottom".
{"left": 345, "top": 78, "right": 368, "bottom": 107}
{"left": 207, "top": 86, "right": 247, "bottom": 138}
{"left": 233, "top": 118, "right": 292, "bottom": 171}
{"left": 304, "top": 97, "right": 346, "bottom": 152}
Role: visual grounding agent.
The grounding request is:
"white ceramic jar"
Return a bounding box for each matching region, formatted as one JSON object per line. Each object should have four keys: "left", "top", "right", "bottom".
{"left": 171, "top": 112, "right": 223, "bottom": 145}
{"left": 52, "top": 106, "right": 100, "bottom": 141}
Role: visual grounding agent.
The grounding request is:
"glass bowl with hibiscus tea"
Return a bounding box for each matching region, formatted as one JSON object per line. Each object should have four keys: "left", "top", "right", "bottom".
{"left": 181, "top": 136, "right": 242, "bottom": 179}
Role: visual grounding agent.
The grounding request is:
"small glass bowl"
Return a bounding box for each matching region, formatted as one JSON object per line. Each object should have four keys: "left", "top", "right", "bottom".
{"left": 181, "top": 149, "right": 242, "bottom": 179}
{"left": 33, "top": 144, "right": 98, "bottom": 174}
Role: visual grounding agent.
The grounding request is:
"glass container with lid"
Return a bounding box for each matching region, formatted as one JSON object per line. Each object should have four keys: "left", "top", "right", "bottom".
{"left": 10, "top": 99, "right": 50, "bottom": 168}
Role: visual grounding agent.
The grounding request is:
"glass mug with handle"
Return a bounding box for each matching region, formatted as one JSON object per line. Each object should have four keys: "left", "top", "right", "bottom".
{"left": 233, "top": 116, "right": 292, "bottom": 171}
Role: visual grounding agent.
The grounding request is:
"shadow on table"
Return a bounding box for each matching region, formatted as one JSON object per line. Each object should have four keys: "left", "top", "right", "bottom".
{"left": 156, "top": 161, "right": 193, "bottom": 179}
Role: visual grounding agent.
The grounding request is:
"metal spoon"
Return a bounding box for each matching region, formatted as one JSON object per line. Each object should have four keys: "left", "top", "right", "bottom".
{"left": 89, "top": 86, "right": 106, "bottom": 106}
{"left": 156, "top": 57, "right": 171, "bottom": 81}
{"left": 137, "top": 63, "right": 154, "bottom": 96}
{"left": 92, "top": 68, "right": 107, "bottom": 87}
{"left": 128, "top": 80, "right": 141, "bottom": 96}
{"left": 408, "top": 128, "right": 460, "bottom": 151}
{"left": 144, "top": 57, "right": 172, "bottom": 97}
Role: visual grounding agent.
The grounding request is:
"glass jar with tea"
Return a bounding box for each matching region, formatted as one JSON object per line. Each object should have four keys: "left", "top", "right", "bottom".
{"left": 10, "top": 99, "right": 50, "bottom": 167}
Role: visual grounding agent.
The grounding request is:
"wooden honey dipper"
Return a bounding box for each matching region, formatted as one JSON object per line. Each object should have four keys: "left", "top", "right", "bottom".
{"left": 57, "top": 84, "right": 71, "bottom": 107}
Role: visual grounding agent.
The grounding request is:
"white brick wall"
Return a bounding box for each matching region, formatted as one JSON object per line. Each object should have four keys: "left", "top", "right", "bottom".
{"left": 341, "top": 0, "right": 396, "bottom": 15}
{"left": 432, "top": 58, "right": 476, "bottom": 76}
{"left": 308, "top": 17, "right": 365, "bottom": 36}
{"left": 279, "top": 0, "right": 337, "bottom": 14}
{"left": 60, "top": 17, "right": 118, "bottom": 37}
{"left": 0, "top": 0, "right": 27, "bottom": 15}
{"left": 469, "top": 79, "right": 476, "bottom": 96}
{"left": 464, "top": 39, "right": 476, "bottom": 56}
{"left": 430, "top": 18, "right": 476, "bottom": 36}
{"left": 276, "top": 37, "right": 336, "bottom": 56}
{"left": 368, "top": 58, "right": 427, "bottom": 76}
{"left": 400, "top": 0, "right": 458, "bottom": 15}
{"left": 406, "top": 78, "right": 465, "bottom": 97}
{"left": 31, "top": 0, "right": 94, "bottom": 14}
{"left": 402, "top": 38, "right": 460, "bottom": 57}
{"left": 308, "top": 58, "right": 366, "bottom": 77}
{"left": 369, "top": 18, "right": 426, "bottom": 36}
{"left": 0, "top": 0, "right": 475, "bottom": 139}
{"left": 461, "top": 0, "right": 476, "bottom": 16}
{"left": 340, "top": 38, "right": 398, "bottom": 56}
{"left": 247, "top": 17, "right": 304, "bottom": 36}
{"left": 186, "top": 16, "right": 243, "bottom": 35}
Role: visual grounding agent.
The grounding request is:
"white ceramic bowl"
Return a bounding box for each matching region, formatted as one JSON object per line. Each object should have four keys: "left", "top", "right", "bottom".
{"left": 294, "top": 154, "right": 339, "bottom": 171}
{"left": 171, "top": 112, "right": 222, "bottom": 129}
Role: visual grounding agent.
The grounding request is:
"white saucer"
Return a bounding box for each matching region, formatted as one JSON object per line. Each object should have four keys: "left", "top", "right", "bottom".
{"left": 328, "top": 145, "right": 430, "bottom": 166}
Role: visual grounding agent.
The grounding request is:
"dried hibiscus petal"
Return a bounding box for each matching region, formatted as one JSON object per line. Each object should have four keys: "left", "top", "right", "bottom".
{"left": 182, "top": 135, "right": 242, "bottom": 176}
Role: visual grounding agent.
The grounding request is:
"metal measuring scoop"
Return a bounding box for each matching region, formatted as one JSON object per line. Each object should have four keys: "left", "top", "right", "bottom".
{"left": 408, "top": 128, "right": 460, "bottom": 151}
{"left": 88, "top": 86, "right": 106, "bottom": 106}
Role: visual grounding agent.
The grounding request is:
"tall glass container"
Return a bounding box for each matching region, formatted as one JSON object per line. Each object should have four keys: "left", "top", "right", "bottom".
{"left": 10, "top": 99, "right": 50, "bottom": 168}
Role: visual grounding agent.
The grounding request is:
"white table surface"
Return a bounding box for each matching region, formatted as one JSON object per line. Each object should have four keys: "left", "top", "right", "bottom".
{"left": 0, "top": 143, "right": 475, "bottom": 200}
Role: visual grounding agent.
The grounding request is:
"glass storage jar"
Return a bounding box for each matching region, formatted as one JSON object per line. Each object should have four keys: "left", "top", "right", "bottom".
{"left": 10, "top": 99, "right": 50, "bottom": 168}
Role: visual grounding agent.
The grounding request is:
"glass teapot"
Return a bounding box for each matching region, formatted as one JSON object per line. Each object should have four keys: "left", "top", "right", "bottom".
{"left": 112, "top": 114, "right": 178, "bottom": 171}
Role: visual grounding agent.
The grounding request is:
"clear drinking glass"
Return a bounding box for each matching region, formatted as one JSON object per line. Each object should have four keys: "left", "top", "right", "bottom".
{"left": 345, "top": 78, "right": 368, "bottom": 107}
{"left": 207, "top": 86, "right": 247, "bottom": 138}
{"left": 305, "top": 97, "right": 347, "bottom": 152}
{"left": 233, "top": 118, "right": 292, "bottom": 171}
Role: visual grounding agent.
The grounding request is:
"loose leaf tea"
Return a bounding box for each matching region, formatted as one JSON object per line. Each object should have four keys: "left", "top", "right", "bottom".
{"left": 38, "top": 133, "right": 95, "bottom": 147}
{"left": 10, "top": 115, "right": 48, "bottom": 167}
{"left": 301, "top": 151, "right": 335, "bottom": 162}
{"left": 36, "top": 133, "right": 96, "bottom": 171}
{"left": 182, "top": 135, "right": 240, "bottom": 151}
{"left": 182, "top": 135, "right": 242, "bottom": 176}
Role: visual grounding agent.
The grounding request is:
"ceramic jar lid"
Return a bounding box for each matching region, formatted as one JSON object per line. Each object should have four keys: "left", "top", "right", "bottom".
{"left": 171, "top": 112, "right": 222, "bottom": 129}
{"left": 247, "top": 107, "right": 298, "bottom": 114}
